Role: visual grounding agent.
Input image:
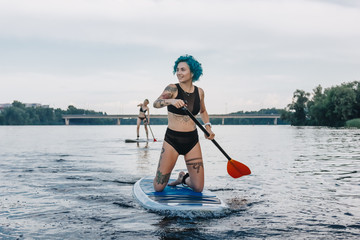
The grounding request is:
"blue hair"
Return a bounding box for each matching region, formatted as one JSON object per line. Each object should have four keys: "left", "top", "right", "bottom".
{"left": 173, "top": 55, "right": 203, "bottom": 82}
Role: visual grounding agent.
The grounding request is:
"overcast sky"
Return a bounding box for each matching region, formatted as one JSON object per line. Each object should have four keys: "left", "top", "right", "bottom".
{"left": 1, "top": 0, "right": 359, "bottom": 114}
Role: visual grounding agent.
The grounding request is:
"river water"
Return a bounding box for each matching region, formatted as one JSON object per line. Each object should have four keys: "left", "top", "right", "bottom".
{"left": 0, "top": 125, "right": 359, "bottom": 239}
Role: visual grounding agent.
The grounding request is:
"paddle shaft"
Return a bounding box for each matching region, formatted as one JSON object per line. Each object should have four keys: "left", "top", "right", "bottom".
{"left": 183, "top": 107, "right": 232, "bottom": 161}
{"left": 145, "top": 116, "right": 156, "bottom": 140}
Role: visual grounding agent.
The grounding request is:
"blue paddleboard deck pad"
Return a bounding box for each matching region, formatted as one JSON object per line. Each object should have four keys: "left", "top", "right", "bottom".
{"left": 133, "top": 176, "right": 228, "bottom": 217}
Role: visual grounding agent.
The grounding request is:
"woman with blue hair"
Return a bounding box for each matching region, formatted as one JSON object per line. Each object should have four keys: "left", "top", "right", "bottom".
{"left": 152, "top": 55, "right": 215, "bottom": 193}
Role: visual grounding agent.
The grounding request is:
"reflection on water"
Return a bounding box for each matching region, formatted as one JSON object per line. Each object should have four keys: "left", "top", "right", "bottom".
{"left": 136, "top": 141, "right": 152, "bottom": 174}
{"left": 0, "top": 125, "right": 359, "bottom": 239}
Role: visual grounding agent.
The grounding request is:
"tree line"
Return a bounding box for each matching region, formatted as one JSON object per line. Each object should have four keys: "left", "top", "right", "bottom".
{"left": 0, "top": 101, "right": 286, "bottom": 125}
{"left": 0, "top": 101, "right": 114, "bottom": 125}
{"left": 4, "top": 79, "right": 359, "bottom": 127}
{"left": 281, "top": 81, "right": 360, "bottom": 127}
{"left": 4, "top": 80, "right": 359, "bottom": 127}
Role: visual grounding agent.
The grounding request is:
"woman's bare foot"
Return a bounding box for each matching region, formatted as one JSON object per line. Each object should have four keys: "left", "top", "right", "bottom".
{"left": 168, "top": 171, "right": 185, "bottom": 186}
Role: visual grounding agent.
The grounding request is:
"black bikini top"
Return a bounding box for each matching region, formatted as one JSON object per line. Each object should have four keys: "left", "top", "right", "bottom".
{"left": 167, "top": 84, "right": 200, "bottom": 116}
{"left": 139, "top": 106, "right": 147, "bottom": 113}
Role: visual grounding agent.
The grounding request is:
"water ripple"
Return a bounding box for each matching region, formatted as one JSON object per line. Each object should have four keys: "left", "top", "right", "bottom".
{"left": 1, "top": 126, "right": 360, "bottom": 239}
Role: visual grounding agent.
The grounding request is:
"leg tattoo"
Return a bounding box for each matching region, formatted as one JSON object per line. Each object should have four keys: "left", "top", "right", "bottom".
{"left": 157, "top": 147, "right": 165, "bottom": 169}
{"left": 186, "top": 157, "right": 203, "bottom": 173}
{"left": 156, "top": 148, "right": 171, "bottom": 184}
{"left": 156, "top": 170, "right": 171, "bottom": 185}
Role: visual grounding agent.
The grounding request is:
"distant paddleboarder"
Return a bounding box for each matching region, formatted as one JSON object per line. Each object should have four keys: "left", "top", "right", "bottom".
{"left": 152, "top": 55, "right": 215, "bottom": 193}
{"left": 137, "top": 99, "right": 150, "bottom": 140}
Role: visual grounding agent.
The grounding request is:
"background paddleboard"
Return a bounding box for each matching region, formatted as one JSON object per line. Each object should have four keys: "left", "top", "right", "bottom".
{"left": 133, "top": 176, "right": 228, "bottom": 215}
{"left": 125, "top": 139, "right": 149, "bottom": 143}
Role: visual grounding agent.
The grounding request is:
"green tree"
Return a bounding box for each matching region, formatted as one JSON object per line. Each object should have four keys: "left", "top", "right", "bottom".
{"left": 343, "top": 81, "right": 360, "bottom": 118}
{"left": 3, "top": 106, "right": 29, "bottom": 125}
{"left": 0, "top": 114, "right": 4, "bottom": 125}
{"left": 26, "top": 108, "right": 40, "bottom": 124}
{"left": 12, "top": 100, "right": 26, "bottom": 109}
{"left": 284, "top": 89, "right": 310, "bottom": 126}
{"left": 308, "top": 85, "right": 327, "bottom": 126}
{"left": 66, "top": 105, "right": 82, "bottom": 114}
{"left": 284, "top": 81, "right": 360, "bottom": 127}
{"left": 324, "top": 84, "right": 357, "bottom": 127}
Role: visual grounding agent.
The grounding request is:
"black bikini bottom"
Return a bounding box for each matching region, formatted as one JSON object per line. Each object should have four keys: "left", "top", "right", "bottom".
{"left": 164, "top": 128, "right": 199, "bottom": 155}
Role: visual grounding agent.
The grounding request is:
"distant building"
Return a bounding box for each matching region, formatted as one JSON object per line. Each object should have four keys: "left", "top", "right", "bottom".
{"left": 0, "top": 103, "right": 12, "bottom": 112}
{"left": 24, "top": 103, "right": 49, "bottom": 108}
{"left": 0, "top": 103, "right": 12, "bottom": 110}
{"left": 0, "top": 103, "right": 49, "bottom": 112}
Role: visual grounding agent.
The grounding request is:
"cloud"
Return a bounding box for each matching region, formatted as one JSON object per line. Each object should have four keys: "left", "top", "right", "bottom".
{"left": 2, "top": 0, "right": 359, "bottom": 47}
{"left": 0, "top": 0, "right": 359, "bottom": 113}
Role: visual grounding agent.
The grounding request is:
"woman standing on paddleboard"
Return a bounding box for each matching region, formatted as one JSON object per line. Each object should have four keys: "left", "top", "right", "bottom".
{"left": 136, "top": 99, "right": 150, "bottom": 140}
{"left": 153, "top": 55, "right": 215, "bottom": 192}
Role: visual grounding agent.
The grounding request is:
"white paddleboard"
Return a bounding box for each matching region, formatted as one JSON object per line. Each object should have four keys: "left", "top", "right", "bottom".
{"left": 133, "top": 176, "right": 228, "bottom": 215}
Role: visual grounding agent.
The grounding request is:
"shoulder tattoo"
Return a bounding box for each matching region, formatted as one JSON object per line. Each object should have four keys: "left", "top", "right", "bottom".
{"left": 165, "top": 85, "right": 177, "bottom": 94}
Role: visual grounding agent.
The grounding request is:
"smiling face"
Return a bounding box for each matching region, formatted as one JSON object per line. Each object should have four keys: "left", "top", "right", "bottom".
{"left": 176, "top": 62, "right": 192, "bottom": 83}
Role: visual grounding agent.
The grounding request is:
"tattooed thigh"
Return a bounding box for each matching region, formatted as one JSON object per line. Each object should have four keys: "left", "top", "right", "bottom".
{"left": 186, "top": 157, "right": 204, "bottom": 173}
{"left": 157, "top": 147, "right": 165, "bottom": 169}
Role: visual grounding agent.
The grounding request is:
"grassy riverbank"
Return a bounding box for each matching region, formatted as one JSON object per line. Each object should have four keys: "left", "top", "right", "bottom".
{"left": 345, "top": 118, "right": 360, "bottom": 128}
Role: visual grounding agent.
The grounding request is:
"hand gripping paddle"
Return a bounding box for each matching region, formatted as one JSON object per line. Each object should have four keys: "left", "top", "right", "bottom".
{"left": 182, "top": 107, "right": 251, "bottom": 178}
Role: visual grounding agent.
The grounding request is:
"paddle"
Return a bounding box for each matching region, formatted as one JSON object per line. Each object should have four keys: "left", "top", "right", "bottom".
{"left": 145, "top": 116, "right": 157, "bottom": 142}
{"left": 182, "top": 107, "right": 251, "bottom": 178}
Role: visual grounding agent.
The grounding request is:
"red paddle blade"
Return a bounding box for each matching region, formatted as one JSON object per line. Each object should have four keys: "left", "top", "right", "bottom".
{"left": 227, "top": 159, "right": 251, "bottom": 178}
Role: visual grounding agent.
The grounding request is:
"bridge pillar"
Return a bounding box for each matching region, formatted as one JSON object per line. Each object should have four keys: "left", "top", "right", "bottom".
{"left": 274, "top": 118, "right": 278, "bottom": 125}
{"left": 65, "top": 118, "right": 70, "bottom": 125}
{"left": 117, "top": 118, "right": 121, "bottom": 125}
{"left": 222, "top": 118, "right": 225, "bottom": 125}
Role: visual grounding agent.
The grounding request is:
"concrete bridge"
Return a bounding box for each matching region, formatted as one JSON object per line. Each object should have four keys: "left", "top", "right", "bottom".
{"left": 62, "top": 114, "right": 281, "bottom": 125}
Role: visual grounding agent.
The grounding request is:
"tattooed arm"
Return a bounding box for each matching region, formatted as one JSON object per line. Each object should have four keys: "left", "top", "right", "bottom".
{"left": 153, "top": 84, "right": 180, "bottom": 108}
